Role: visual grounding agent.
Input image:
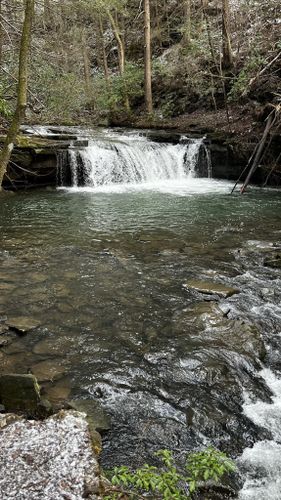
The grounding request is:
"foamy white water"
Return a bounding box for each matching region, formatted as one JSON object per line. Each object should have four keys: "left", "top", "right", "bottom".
{"left": 61, "top": 177, "right": 233, "bottom": 195}
{"left": 61, "top": 133, "right": 211, "bottom": 190}
{"left": 239, "top": 369, "right": 281, "bottom": 500}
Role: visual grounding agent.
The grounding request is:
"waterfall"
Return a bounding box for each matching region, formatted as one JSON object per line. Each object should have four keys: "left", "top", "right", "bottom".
{"left": 59, "top": 133, "right": 208, "bottom": 189}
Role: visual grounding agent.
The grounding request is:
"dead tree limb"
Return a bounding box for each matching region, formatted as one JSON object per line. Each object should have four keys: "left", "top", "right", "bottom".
{"left": 240, "top": 109, "right": 278, "bottom": 193}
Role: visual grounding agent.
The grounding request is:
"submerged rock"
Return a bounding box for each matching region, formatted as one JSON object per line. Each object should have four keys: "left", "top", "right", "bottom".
{"left": 264, "top": 252, "right": 281, "bottom": 269}
{"left": 69, "top": 399, "right": 111, "bottom": 433}
{"left": 0, "top": 410, "right": 101, "bottom": 499}
{"left": 6, "top": 316, "right": 41, "bottom": 334}
{"left": 183, "top": 280, "right": 240, "bottom": 298}
{"left": 0, "top": 374, "right": 41, "bottom": 414}
{"left": 45, "top": 378, "right": 71, "bottom": 406}
{"left": 31, "top": 359, "right": 67, "bottom": 382}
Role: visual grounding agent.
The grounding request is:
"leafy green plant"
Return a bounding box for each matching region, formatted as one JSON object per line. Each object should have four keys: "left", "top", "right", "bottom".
{"left": 94, "top": 63, "right": 143, "bottom": 113}
{"left": 228, "top": 55, "right": 265, "bottom": 100}
{"left": 0, "top": 85, "right": 11, "bottom": 118}
{"left": 186, "top": 447, "right": 236, "bottom": 495}
{"left": 103, "top": 447, "right": 236, "bottom": 499}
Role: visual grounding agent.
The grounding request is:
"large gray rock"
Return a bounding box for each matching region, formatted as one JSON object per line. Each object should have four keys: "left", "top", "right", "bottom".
{"left": 0, "top": 410, "right": 101, "bottom": 499}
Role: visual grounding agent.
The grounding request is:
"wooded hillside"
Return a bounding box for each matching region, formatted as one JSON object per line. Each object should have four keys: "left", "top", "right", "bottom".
{"left": 0, "top": 0, "right": 280, "bottom": 129}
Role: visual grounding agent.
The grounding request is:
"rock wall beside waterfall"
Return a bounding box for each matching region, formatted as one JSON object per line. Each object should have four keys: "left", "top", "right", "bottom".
{"left": 1, "top": 127, "right": 279, "bottom": 190}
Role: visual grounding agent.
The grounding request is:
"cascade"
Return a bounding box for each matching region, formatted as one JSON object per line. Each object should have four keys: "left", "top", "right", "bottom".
{"left": 58, "top": 133, "right": 210, "bottom": 188}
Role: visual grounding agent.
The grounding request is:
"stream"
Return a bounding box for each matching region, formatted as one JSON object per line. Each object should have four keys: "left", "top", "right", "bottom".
{"left": 0, "top": 128, "right": 281, "bottom": 498}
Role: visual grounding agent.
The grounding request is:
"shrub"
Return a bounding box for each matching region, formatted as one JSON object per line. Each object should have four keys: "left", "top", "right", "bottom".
{"left": 103, "top": 447, "right": 236, "bottom": 499}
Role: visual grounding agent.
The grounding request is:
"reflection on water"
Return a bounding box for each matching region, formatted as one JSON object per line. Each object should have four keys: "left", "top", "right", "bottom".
{"left": 0, "top": 185, "right": 281, "bottom": 496}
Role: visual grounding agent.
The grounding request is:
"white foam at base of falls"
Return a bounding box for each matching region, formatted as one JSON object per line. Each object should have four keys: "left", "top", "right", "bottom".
{"left": 67, "top": 134, "right": 206, "bottom": 189}
{"left": 239, "top": 369, "right": 281, "bottom": 500}
{"left": 60, "top": 178, "right": 233, "bottom": 195}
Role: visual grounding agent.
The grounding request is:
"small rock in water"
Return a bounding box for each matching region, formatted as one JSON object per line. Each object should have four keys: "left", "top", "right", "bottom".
{"left": 6, "top": 316, "right": 41, "bottom": 334}
{"left": 0, "top": 411, "right": 101, "bottom": 499}
{"left": 31, "top": 359, "right": 67, "bottom": 382}
{"left": 183, "top": 280, "right": 240, "bottom": 298}
{"left": 69, "top": 399, "right": 111, "bottom": 433}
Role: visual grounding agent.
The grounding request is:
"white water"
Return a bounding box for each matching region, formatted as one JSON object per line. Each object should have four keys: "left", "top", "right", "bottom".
{"left": 66, "top": 134, "right": 209, "bottom": 191}
{"left": 239, "top": 368, "right": 281, "bottom": 500}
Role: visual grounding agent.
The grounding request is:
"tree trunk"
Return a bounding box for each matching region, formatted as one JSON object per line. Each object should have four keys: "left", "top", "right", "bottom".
{"left": 0, "top": 0, "right": 34, "bottom": 190}
{"left": 82, "top": 31, "right": 92, "bottom": 102}
{"left": 221, "top": 0, "right": 233, "bottom": 70}
{"left": 202, "top": 0, "right": 218, "bottom": 70}
{"left": 107, "top": 10, "right": 125, "bottom": 75}
{"left": 0, "top": 0, "right": 3, "bottom": 66}
{"left": 144, "top": 0, "right": 153, "bottom": 114}
{"left": 44, "top": 0, "right": 50, "bottom": 28}
{"left": 98, "top": 16, "right": 109, "bottom": 82}
{"left": 107, "top": 9, "right": 130, "bottom": 111}
{"left": 183, "top": 0, "right": 191, "bottom": 46}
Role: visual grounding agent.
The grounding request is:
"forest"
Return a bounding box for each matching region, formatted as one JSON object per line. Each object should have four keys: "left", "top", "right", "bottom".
{"left": 0, "top": 2, "right": 281, "bottom": 500}
{"left": 0, "top": 1, "right": 280, "bottom": 125}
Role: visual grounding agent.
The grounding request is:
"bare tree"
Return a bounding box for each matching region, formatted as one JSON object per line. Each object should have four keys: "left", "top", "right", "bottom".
{"left": 0, "top": 0, "right": 34, "bottom": 190}
{"left": 222, "top": 0, "right": 233, "bottom": 69}
{"left": 144, "top": 0, "right": 153, "bottom": 113}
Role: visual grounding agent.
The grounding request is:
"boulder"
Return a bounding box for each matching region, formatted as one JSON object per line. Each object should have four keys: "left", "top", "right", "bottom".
{"left": 0, "top": 410, "right": 101, "bottom": 499}
{"left": 0, "top": 374, "right": 41, "bottom": 414}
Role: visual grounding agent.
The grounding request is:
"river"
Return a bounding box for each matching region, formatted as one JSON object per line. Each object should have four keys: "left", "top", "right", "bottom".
{"left": 0, "top": 128, "right": 281, "bottom": 498}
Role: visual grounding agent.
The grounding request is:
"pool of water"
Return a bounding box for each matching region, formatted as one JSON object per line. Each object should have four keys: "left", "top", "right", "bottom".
{"left": 0, "top": 182, "right": 281, "bottom": 496}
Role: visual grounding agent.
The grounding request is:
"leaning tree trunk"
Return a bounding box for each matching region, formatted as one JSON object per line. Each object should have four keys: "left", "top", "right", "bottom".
{"left": 221, "top": 0, "right": 233, "bottom": 70}
{"left": 0, "top": 0, "right": 34, "bottom": 190}
{"left": 144, "top": 0, "right": 153, "bottom": 114}
{"left": 0, "top": 0, "right": 3, "bottom": 66}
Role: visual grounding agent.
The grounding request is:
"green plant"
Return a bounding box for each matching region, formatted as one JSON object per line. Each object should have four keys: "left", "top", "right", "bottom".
{"left": 228, "top": 55, "right": 265, "bottom": 100}
{"left": 0, "top": 86, "right": 11, "bottom": 118}
{"left": 94, "top": 63, "right": 143, "bottom": 113}
{"left": 103, "top": 447, "right": 236, "bottom": 499}
{"left": 186, "top": 447, "right": 236, "bottom": 495}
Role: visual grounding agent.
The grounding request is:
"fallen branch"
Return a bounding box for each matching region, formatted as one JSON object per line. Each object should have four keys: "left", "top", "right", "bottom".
{"left": 240, "top": 108, "right": 279, "bottom": 193}
{"left": 242, "top": 51, "right": 281, "bottom": 97}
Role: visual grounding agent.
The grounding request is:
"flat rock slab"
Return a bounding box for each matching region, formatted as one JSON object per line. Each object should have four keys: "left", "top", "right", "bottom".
{"left": 0, "top": 411, "right": 100, "bottom": 499}
{"left": 6, "top": 317, "right": 41, "bottom": 334}
{"left": 183, "top": 280, "right": 240, "bottom": 298}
